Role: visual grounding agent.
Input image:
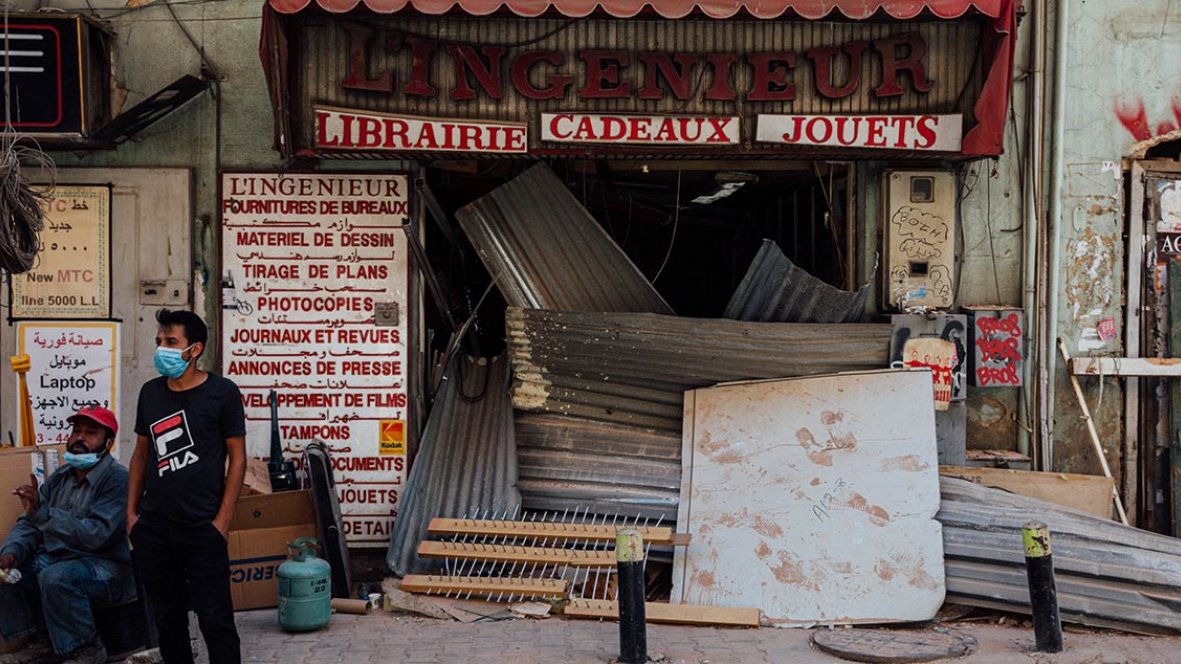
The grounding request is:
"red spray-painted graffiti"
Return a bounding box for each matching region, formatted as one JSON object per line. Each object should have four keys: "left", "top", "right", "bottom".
{"left": 1115, "top": 92, "right": 1181, "bottom": 142}
{"left": 971, "top": 311, "right": 1024, "bottom": 388}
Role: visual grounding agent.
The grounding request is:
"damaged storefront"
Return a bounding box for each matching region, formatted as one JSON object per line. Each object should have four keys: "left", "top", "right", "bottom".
{"left": 249, "top": 0, "right": 1072, "bottom": 626}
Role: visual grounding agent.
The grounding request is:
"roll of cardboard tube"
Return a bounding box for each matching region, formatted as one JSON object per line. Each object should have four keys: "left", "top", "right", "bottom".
{"left": 331, "top": 598, "right": 372, "bottom": 615}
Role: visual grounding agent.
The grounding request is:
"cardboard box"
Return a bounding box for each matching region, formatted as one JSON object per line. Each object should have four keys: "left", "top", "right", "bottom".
{"left": 940, "top": 465, "right": 1116, "bottom": 518}
{"left": 0, "top": 447, "right": 48, "bottom": 543}
{"left": 228, "top": 490, "right": 317, "bottom": 611}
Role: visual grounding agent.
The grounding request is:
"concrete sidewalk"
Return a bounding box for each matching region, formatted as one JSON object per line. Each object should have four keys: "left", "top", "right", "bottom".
{"left": 215, "top": 609, "right": 1180, "bottom": 664}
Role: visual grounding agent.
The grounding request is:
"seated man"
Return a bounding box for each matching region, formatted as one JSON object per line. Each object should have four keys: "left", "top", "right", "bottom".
{"left": 0, "top": 406, "right": 134, "bottom": 664}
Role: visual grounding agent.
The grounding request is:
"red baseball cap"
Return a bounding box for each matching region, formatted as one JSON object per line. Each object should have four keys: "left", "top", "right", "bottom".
{"left": 67, "top": 405, "right": 118, "bottom": 437}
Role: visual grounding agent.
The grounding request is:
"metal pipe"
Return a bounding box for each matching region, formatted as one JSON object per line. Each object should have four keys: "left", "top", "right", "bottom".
{"left": 1044, "top": 0, "right": 1070, "bottom": 470}
{"left": 1019, "top": 0, "right": 1045, "bottom": 460}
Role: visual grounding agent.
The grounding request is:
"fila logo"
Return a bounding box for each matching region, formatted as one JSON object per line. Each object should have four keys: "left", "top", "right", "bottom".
{"left": 150, "top": 411, "right": 200, "bottom": 477}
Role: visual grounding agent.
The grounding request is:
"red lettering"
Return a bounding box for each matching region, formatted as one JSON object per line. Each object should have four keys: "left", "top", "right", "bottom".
{"left": 707, "top": 117, "right": 734, "bottom": 143}
{"left": 976, "top": 365, "right": 1020, "bottom": 387}
{"left": 805, "top": 117, "right": 833, "bottom": 144}
{"left": 865, "top": 116, "right": 887, "bottom": 147}
{"left": 579, "top": 50, "right": 631, "bottom": 98}
{"left": 548, "top": 114, "right": 574, "bottom": 139}
{"left": 458, "top": 124, "right": 483, "bottom": 150}
{"left": 806, "top": 40, "right": 867, "bottom": 99}
{"left": 915, "top": 115, "right": 939, "bottom": 149}
{"left": 637, "top": 52, "right": 698, "bottom": 100}
{"left": 403, "top": 37, "right": 438, "bottom": 97}
{"left": 511, "top": 51, "right": 570, "bottom": 100}
{"left": 892, "top": 116, "right": 918, "bottom": 147}
{"left": 357, "top": 117, "right": 382, "bottom": 148}
{"left": 977, "top": 314, "right": 1021, "bottom": 338}
{"left": 705, "top": 54, "right": 738, "bottom": 101}
{"left": 341, "top": 24, "right": 393, "bottom": 92}
{"left": 748, "top": 53, "right": 797, "bottom": 102}
{"left": 834, "top": 116, "right": 860, "bottom": 145}
{"left": 873, "top": 33, "right": 934, "bottom": 97}
{"left": 382, "top": 119, "right": 409, "bottom": 148}
{"left": 316, "top": 110, "right": 339, "bottom": 147}
{"left": 780, "top": 116, "right": 805, "bottom": 143}
{"left": 448, "top": 45, "right": 505, "bottom": 101}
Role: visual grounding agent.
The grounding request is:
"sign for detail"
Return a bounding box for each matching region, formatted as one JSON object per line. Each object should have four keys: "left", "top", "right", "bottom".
{"left": 220, "top": 173, "right": 410, "bottom": 547}
{"left": 541, "top": 114, "right": 740, "bottom": 145}
{"left": 315, "top": 106, "right": 527, "bottom": 153}
{"left": 756, "top": 114, "right": 962, "bottom": 152}
{"left": 17, "top": 321, "right": 120, "bottom": 447}
{"left": 12, "top": 185, "right": 111, "bottom": 319}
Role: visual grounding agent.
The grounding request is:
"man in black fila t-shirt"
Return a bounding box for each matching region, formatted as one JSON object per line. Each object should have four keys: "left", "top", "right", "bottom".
{"left": 128, "top": 309, "right": 246, "bottom": 664}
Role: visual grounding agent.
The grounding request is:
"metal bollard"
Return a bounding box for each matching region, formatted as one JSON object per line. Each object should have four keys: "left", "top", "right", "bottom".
{"left": 1022, "top": 522, "right": 1063, "bottom": 653}
{"left": 616, "top": 528, "right": 647, "bottom": 664}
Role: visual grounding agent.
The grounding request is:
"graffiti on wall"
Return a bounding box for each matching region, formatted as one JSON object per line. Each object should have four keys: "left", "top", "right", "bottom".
{"left": 889, "top": 314, "right": 967, "bottom": 402}
{"left": 1114, "top": 91, "right": 1181, "bottom": 142}
{"left": 969, "top": 310, "right": 1024, "bottom": 387}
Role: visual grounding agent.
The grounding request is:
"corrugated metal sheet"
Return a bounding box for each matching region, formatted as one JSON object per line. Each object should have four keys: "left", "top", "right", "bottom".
{"left": 290, "top": 17, "right": 982, "bottom": 154}
{"left": 508, "top": 307, "right": 891, "bottom": 518}
{"left": 508, "top": 307, "right": 893, "bottom": 431}
{"left": 456, "top": 163, "right": 674, "bottom": 313}
{"left": 515, "top": 413, "right": 681, "bottom": 520}
{"left": 939, "top": 477, "right": 1181, "bottom": 634}
{"left": 725, "top": 239, "right": 869, "bottom": 323}
{"left": 386, "top": 355, "right": 520, "bottom": 576}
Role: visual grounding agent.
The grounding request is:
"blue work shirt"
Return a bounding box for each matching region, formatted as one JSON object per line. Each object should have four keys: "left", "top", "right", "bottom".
{"left": 0, "top": 455, "right": 131, "bottom": 568}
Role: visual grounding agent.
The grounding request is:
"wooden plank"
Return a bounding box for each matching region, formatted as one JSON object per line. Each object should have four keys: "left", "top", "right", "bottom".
{"left": 400, "top": 575, "right": 567, "bottom": 600}
{"left": 1070, "top": 357, "right": 1181, "bottom": 377}
{"left": 417, "top": 541, "right": 615, "bottom": 568}
{"left": 427, "top": 518, "right": 678, "bottom": 545}
{"left": 939, "top": 466, "right": 1115, "bottom": 518}
{"left": 564, "top": 599, "right": 760, "bottom": 627}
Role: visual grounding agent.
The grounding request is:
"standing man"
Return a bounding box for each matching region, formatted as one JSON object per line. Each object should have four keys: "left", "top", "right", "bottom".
{"left": 0, "top": 405, "right": 133, "bottom": 664}
{"left": 128, "top": 309, "right": 246, "bottom": 664}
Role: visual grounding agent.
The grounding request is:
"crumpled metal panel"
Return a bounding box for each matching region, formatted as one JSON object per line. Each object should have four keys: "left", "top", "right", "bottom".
{"left": 386, "top": 356, "right": 520, "bottom": 576}
{"left": 508, "top": 307, "right": 893, "bottom": 431}
{"left": 456, "top": 163, "right": 673, "bottom": 314}
{"left": 939, "top": 477, "right": 1181, "bottom": 634}
{"left": 725, "top": 239, "right": 869, "bottom": 324}
{"left": 515, "top": 413, "right": 680, "bottom": 521}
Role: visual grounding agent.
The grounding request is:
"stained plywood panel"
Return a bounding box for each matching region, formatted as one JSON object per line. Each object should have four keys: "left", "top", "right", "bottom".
{"left": 673, "top": 370, "right": 945, "bottom": 625}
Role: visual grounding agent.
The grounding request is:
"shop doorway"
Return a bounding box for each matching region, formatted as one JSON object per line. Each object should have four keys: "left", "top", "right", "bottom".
{"left": 420, "top": 160, "right": 855, "bottom": 353}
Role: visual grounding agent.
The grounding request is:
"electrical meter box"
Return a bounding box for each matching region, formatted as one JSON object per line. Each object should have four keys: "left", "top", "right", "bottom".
{"left": 883, "top": 170, "right": 956, "bottom": 310}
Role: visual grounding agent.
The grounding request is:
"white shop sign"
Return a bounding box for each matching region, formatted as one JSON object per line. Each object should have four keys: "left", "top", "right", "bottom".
{"left": 16, "top": 321, "right": 120, "bottom": 448}
{"left": 755, "top": 114, "right": 962, "bottom": 152}
{"left": 541, "top": 113, "right": 741, "bottom": 145}
{"left": 220, "top": 173, "right": 410, "bottom": 547}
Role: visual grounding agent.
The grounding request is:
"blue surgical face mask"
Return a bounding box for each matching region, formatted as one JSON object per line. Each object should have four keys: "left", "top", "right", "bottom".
{"left": 64, "top": 451, "right": 103, "bottom": 470}
{"left": 154, "top": 344, "right": 194, "bottom": 379}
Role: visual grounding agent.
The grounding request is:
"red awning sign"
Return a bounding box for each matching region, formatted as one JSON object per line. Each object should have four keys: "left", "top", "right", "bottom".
{"left": 266, "top": 0, "right": 1007, "bottom": 20}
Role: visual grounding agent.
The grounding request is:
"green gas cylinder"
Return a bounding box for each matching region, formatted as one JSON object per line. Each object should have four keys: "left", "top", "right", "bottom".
{"left": 277, "top": 537, "right": 332, "bottom": 632}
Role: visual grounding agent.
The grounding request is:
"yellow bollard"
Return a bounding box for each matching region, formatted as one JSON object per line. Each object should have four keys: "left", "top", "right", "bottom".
{"left": 10, "top": 355, "right": 34, "bottom": 447}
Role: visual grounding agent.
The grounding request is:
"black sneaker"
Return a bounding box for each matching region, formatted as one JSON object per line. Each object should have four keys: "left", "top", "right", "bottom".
{"left": 60, "top": 640, "right": 106, "bottom": 664}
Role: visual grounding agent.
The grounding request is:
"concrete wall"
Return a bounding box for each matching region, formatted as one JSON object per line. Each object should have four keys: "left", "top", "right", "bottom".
{"left": 1048, "top": 0, "right": 1181, "bottom": 484}
{"left": 13, "top": 0, "right": 282, "bottom": 365}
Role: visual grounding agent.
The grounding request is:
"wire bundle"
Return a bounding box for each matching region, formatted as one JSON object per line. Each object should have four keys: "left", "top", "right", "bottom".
{"left": 0, "top": 145, "right": 51, "bottom": 274}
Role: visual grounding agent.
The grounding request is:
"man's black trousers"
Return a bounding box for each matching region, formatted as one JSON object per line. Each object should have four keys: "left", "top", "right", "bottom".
{"left": 131, "top": 522, "right": 241, "bottom": 664}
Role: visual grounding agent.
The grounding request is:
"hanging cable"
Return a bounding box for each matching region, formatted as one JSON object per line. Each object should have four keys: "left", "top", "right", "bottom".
{"left": 653, "top": 170, "right": 681, "bottom": 283}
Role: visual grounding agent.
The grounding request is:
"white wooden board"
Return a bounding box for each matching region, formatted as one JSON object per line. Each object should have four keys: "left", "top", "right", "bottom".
{"left": 672, "top": 370, "right": 945, "bottom": 625}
